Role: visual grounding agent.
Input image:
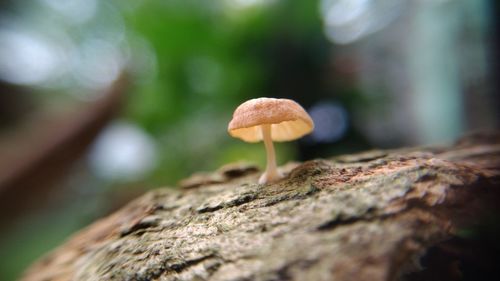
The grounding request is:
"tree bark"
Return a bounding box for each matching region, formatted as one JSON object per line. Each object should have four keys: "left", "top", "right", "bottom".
{"left": 21, "top": 133, "right": 500, "bottom": 281}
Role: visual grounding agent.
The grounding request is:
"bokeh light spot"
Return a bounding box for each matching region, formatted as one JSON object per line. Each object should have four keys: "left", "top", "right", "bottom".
{"left": 88, "top": 121, "right": 158, "bottom": 182}
{"left": 308, "top": 102, "right": 349, "bottom": 143}
{"left": 320, "top": 0, "right": 403, "bottom": 44}
{"left": 0, "top": 29, "right": 65, "bottom": 85}
{"left": 40, "top": 0, "right": 97, "bottom": 24}
{"left": 72, "top": 38, "right": 125, "bottom": 93}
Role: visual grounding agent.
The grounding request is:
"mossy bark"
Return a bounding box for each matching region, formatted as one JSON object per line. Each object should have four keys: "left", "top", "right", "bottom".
{"left": 21, "top": 133, "right": 500, "bottom": 281}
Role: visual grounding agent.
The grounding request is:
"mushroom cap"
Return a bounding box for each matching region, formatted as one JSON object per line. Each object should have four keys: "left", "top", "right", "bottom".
{"left": 228, "top": 97, "right": 314, "bottom": 143}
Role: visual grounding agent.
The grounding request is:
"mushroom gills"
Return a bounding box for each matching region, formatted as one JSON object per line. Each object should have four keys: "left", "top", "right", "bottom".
{"left": 230, "top": 119, "right": 312, "bottom": 143}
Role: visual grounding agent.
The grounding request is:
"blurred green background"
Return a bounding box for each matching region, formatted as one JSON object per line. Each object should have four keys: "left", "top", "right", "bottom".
{"left": 0, "top": 0, "right": 498, "bottom": 280}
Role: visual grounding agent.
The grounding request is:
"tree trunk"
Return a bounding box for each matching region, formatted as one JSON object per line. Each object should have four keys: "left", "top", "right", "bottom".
{"left": 21, "top": 133, "right": 500, "bottom": 281}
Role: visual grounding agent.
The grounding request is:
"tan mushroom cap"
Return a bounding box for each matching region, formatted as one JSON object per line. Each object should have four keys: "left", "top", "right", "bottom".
{"left": 228, "top": 97, "right": 314, "bottom": 143}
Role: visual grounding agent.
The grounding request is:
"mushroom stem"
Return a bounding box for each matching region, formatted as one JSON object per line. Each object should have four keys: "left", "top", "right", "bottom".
{"left": 259, "top": 124, "right": 282, "bottom": 184}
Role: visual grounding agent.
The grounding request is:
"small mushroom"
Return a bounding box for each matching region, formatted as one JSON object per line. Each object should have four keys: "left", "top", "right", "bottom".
{"left": 228, "top": 98, "right": 314, "bottom": 184}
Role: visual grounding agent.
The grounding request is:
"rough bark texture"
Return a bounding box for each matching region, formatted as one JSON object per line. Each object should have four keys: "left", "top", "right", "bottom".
{"left": 21, "top": 133, "right": 500, "bottom": 281}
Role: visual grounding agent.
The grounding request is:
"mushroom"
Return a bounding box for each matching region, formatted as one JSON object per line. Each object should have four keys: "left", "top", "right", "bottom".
{"left": 228, "top": 98, "right": 314, "bottom": 184}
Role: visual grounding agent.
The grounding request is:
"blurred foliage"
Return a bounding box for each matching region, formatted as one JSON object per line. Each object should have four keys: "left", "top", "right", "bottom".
{"left": 115, "top": 0, "right": 358, "bottom": 185}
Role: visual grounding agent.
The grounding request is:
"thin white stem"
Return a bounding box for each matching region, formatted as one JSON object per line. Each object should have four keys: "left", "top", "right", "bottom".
{"left": 262, "top": 124, "right": 276, "bottom": 174}
{"left": 259, "top": 124, "right": 282, "bottom": 184}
